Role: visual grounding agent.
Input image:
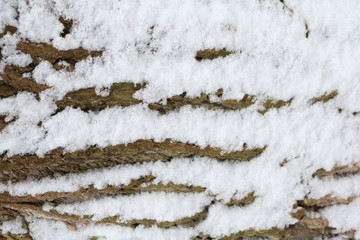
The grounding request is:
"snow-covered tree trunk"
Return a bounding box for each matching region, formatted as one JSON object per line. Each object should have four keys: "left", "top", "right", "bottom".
{"left": 1, "top": 1, "right": 360, "bottom": 239}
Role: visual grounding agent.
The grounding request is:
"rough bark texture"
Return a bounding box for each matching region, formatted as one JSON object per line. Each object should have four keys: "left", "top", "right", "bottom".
{"left": 0, "top": 139, "right": 266, "bottom": 183}
{"left": 195, "top": 48, "right": 234, "bottom": 61}
{"left": 0, "top": 115, "right": 10, "bottom": 132}
{"left": 56, "top": 83, "right": 145, "bottom": 111}
{"left": 59, "top": 17, "right": 73, "bottom": 38}
{"left": 148, "top": 90, "right": 255, "bottom": 114}
{"left": 313, "top": 162, "right": 360, "bottom": 178}
{"left": 0, "top": 26, "right": 351, "bottom": 240}
{"left": 0, "top": 64, "right": 49, "bottom": 94}
{"left": 0, "top": 26, "right": 17, "bottom": 39}
{"left": 16, "top": 41, "right": 102, "bottom": 68}
{"left": 310, "top": 91, "right": 338, "bottom": 104}
{"left": 0, "top": 81, "right": 17, "bottom": 98}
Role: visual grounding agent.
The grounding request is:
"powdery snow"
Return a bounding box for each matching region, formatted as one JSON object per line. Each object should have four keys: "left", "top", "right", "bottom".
{"left": 27, "top": 217, "right": 196, "bottom": 240}
{"left": 1, "top": 0, "right": 360, "bottom": 238}
{"left": 0, "top": 217, "right": 27, "bottom": 235}
{"left": 45, "top": 192, "right": 212, "bottom": 222}
{"left": 320, "top": 198, "right": 360, "bottom": 239}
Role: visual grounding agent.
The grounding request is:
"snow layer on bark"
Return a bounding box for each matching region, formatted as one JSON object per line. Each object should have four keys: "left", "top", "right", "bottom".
{"left": 1, "top": 0, "right": 360, "bottom": 238}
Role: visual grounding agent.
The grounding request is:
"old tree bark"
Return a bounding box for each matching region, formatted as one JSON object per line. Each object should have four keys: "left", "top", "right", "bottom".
{"left": 0, "top": 20, "right": 356, "bottom": 240}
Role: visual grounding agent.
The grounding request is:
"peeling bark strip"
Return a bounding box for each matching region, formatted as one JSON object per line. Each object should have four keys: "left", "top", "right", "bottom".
{"left": 0, "top": 139, "right": 266, "bottom": 183}
{"left": 313, "top": 162, "right": 360, "bottom": 178}
{"left": 0, "top": 190, "right": 349, "bottom": 239}
{"left": 149, "top": 90, "right": 255, "bottom": 114}
{"left": 0, "top": 175, "right": 154, "bottom": 204}
{"left": 225, "top": 191, "right": 256, "bottom": 207}
{"left": 310, "top": 90, "right": 338, "bottom": 104}
{"left": 284, "top": 218, "right": 333, "bottom": 240}
{"left": 195, "top": 48, "right": 234, "bottom": 61}
{"left": 17, "top": 41, "right": 102, "bottom": 71}
{"left": 0, "top": 202, "right": 209, "bottom": 232}
{"left": 0, "top": 176, "right": 206, "bottom": 205}
{"left": 219, "top": 218, "right": 331, "bottom": 240}
{"left": 56, "top": 83, "right": 145, "bottom": 111}
{"left": 0, "top": 177, "right": 209, "bottom": 235}
{"left": 0, "top": 41, "right": 103, "bottom": 98}
{"left": 258, "top": 98, "right": 292, "bottom": 114}
{"left": 287, "top": 195, "right": 357, "bottom": 239}
{"left": 0, "top": 115, "right": 16, "bottom": 132}
{"left": 59, "top": 17, "right": 73, "bottom": 38}
{"left": 220, "top": 227, "right": 285, "bottom": 240}
{"left": 0, "top": 65, "right": 49, "bottom": 94}
{"left": 0, "top": 115, "right": 9, "bottom": 131}
{"left": 0, "top": 203, "right": 91, "bottom": 230}
{"left": 0, "top": 81, "right": 17, "bottom": 98}
{"left": 297, "top": 195, "right": 355, "bottom": 210}
{"left": 149, "top": 90, "right": 292, "bottom": 114}
{"left": 56, "top": 85, "right": 292, "bottom": 114}
{"left": 98, "top": 205, "right": 210, "bottom": 228}
{"left": 0, "top": 25, "right": 17, "bottom": 38}
{"left": 17, "top": 42, "right": 102, "bottom": 64}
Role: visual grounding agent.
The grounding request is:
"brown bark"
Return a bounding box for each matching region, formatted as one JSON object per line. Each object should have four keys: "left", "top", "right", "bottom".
{"left": 0, "top": 139, "right": 266, "bottom": 183}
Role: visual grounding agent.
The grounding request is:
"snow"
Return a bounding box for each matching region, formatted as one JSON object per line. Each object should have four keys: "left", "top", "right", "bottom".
{"left": 0, "top": 217, "right": 27, "bottom": 235}
{"left": 1, "top": 0, "right": 360, "bottom": 238}
{"left": 320, "top": 198, "right": 360, "bottom": 239}
{"left": 45, "top": 192, "right": 212, "bottom": 222}
{"left": 0, "top": 1, "right": 18, "bottom": 32}
{"left": 2, "top": 102, "right": 359, "bottom": 161}
{"left": 309, "top": 174, "right": 360, "bottom": 199}
{"left": 0, "top": 33, "right": 32, "bottom": 68}
{"left": 27, "top": 217, "right": 195, "bottom": 240}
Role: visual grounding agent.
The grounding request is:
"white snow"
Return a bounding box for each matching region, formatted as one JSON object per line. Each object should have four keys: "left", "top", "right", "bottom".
{"left": 0, "top": 217, "right": 27, "bottom": 235}
{"left": 309, "top": 174, "right": 360, "bottom": 199}
{"left": 1, "top": 0, "right": 360, "bottom": 238}
{"left": 27, "top": 217, "right": 195, "bottom": 240}
{"left": 45, "top": 192, "right": 212, "bottom": 222}
{"left": 320, "top": 198, "right": 360, "bottom": 239}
